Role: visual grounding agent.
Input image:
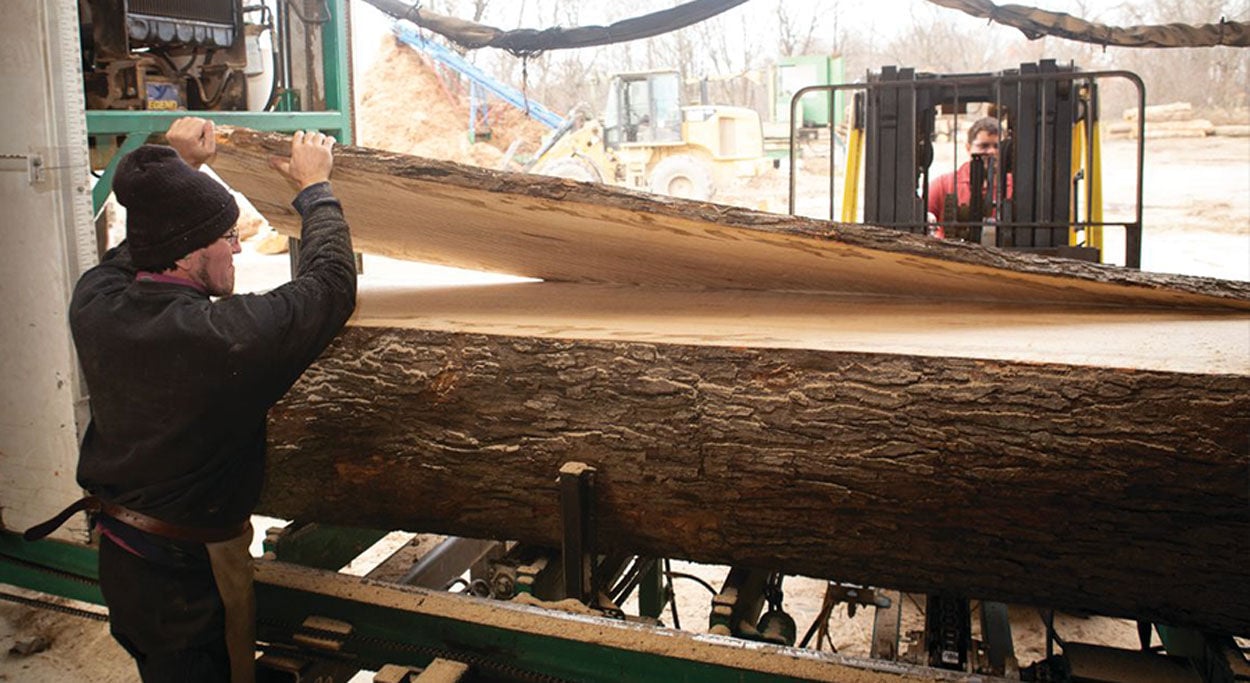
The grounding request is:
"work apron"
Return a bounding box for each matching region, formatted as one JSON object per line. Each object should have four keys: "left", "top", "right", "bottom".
{"left": 27, "top": 496, "right": 257, "bottom": 682}
{"left": 206, "top": 522, "right": 256, "bottom": 683}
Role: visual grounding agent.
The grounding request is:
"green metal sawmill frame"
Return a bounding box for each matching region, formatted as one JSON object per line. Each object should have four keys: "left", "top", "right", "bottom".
{"left": 85, "top": 0, "right": 354, "bottom": 214}
{"left": 0, "top": 530, "right": 990, "bottom": 682}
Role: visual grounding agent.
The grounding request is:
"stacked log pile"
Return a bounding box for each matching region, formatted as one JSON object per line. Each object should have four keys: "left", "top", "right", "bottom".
{"left": 1107, "top": 101, "right": 1249, "bottom": 139}
{"left": 211, "top": 128, "right": 1250, "bottom": 637}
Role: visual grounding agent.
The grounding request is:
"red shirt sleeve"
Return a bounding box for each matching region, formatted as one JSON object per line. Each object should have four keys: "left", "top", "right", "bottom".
{"left": 928, "top": 171, "right": 955, "bottom": 219}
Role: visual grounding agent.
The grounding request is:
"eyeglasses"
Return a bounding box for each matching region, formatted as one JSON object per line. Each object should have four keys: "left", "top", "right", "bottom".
{"left": 222, "top": 227, "right": 240, "bottom": 246}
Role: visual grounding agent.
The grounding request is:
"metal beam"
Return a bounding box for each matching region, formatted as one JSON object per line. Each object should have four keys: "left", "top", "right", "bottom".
{"left": 0, "top": 533, "right": 102, "bottom": 606}
{"left": 255, "top": 561, "right": 1010, "bottom": 683}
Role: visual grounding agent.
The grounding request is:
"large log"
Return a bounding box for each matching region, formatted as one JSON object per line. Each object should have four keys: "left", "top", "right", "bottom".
{"left": 261, "top": 312, "right": 1249, "bottom": 636}
{"left": 207, "top": 130, "right": 1250, "bottom": 636}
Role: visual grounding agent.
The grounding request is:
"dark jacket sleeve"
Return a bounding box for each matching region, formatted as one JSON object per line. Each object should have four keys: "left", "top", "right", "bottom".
{"left": 213, "top": 182, "right": 357, "bottom": 412}
{"left": 70, "top": 242, "right": 137, "bottom": 320}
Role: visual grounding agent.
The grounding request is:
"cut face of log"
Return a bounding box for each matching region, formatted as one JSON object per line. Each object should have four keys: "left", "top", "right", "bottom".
{"left": 352, "top": 282, "right": 1250, "bottom": 375}
{"left": 209, "top": 129, "right": 1250, "bottom": 636}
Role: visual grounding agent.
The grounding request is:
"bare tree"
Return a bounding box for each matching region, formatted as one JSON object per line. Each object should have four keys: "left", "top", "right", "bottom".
{"left": 777, "top": 0, "right": 828, "bottom": 57}
{"left": 396, "top": 0, "right": 1248, "bottom": 134}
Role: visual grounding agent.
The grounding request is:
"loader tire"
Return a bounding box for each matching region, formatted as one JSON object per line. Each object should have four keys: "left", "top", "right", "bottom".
{"left": 648, "top": 154, "right": 715, "bottom": 201}
{"left": 533, "top": 156, "right": 602, "bottom": 184}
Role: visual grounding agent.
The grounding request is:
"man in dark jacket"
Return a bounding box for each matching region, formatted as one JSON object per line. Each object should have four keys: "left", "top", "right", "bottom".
{"left": 63, "top": 119, "right": 356, "bottom": 681}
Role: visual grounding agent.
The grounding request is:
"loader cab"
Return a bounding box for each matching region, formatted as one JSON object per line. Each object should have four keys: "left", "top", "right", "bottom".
{"left": 604, "top": 70, "right": 683, "bottom": 148}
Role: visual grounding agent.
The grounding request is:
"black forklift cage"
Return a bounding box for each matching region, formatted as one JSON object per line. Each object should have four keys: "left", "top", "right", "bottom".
{"left": 787, "top": 67, "right": 1146, "bottom": 268}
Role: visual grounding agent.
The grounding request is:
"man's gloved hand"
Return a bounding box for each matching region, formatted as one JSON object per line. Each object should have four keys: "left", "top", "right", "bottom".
{"left": 269, "top": 130, "right": 336, "bottom": 191}
{"left": 167, "top": 117, "right": 217, "bottom": 169}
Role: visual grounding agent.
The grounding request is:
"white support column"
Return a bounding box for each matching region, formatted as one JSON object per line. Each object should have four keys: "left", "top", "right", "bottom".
{"left": 0, "top": 0, "right": 97, "bottom": 541}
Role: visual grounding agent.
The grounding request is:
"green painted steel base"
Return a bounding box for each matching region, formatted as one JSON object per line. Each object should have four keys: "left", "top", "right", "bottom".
{"left": 263, "top": 522, "right": 389, "bottom": 571}
{"left": 0, "top": 531, "right": 103, "bottom": 605}
{"left": 256, "top": 563, "right": 828, "bottom": 683}
{"left": 1, "top": 532, "right": 1019, "bottom": 682}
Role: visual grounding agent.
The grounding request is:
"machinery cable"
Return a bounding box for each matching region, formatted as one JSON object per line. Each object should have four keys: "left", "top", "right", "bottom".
{"left": 189, "top": 55, "right": 238, "bottom": 109}
{"left": 798, "top": 582, "right": 840, "bottom": 652}
{"left": 1039, "top": 608, "right": 1068, "bottom": 660}
{"left": 243, "top": 4, "right": 280, "bottom": 112}
{"left": 608, "top": 556, "right": 655, "bottom": 605}
{"left": 663, "top": 559, "right": 680, "bottom": 630}
{"left": 664, "top": 571, "right": 718, "bottom": 596}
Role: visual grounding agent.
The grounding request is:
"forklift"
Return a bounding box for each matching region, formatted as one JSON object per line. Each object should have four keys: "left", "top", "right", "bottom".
{"left": 789, "top": 60, "right": 1147, "bottom": 268}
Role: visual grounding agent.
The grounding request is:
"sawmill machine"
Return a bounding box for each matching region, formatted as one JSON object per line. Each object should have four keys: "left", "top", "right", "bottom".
{"left": 5, "top": 1, "right": 1249, "bottom": 681}
{"left": 81, "top": 0, "right": 249, "bottom": 112}
{"left": 77, "top": 0, "right": 353, "bottom": 216}
{"left": 788, "top": 60, "right": 1146, "bottom": 268}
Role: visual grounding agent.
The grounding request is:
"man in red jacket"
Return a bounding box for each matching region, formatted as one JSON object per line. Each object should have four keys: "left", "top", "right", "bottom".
{"left": 33, "top": 118, "right": 357, "bottom": 682}
{"left": 927, "top": 117, "right": 1012, "bottom": 239}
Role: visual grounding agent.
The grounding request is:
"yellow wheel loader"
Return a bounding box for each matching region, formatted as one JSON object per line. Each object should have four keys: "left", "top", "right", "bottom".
{"left": 528, "top": 70, "right": 768, "bottom": 201}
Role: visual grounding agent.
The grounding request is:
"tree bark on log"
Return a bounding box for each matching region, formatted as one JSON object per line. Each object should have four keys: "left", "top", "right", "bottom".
{"left": 203, "top": 129, "right": 1250, "bottom": 635}
{"left": 258, "top": 325, "right": 1250, "bottom": 637}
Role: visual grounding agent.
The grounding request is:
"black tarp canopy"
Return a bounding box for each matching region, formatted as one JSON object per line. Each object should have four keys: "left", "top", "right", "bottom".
{"left": 930, "top": 0, "right": 1247, "bottom": 48}
{"left": 362, "top": 0, "right": 1248, "bottom": 52}
{"left": 361, "top": 0, "right": 750, "bottom": 54}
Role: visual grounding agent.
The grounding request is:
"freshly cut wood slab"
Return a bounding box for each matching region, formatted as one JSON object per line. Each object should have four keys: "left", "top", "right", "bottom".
{"left": 352, "top": 282, "right": 1250, "bottom": 374}
{"left": 211, "top": 128, "right": 1250, "bottom": 310}
{"left": 206, "top": 129, "right": 1250, "bottom": 635}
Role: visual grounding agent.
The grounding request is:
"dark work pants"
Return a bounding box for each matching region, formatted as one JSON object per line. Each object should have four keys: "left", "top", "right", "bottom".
{"left": 98, "top": 533, "right": 231, "bottom": 682}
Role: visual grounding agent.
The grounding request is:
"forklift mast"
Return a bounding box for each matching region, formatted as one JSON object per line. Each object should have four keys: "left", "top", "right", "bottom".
{"left": 864, "top": 61, "right": 1080, "bottom": 251}
{"left": 791, "top": 60, "right": 1146, "bottom": 267}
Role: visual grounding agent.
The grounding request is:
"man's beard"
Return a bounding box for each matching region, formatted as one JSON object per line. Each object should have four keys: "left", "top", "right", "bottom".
{"left": 196, "top": 259, "right": 234, "bottom": 297}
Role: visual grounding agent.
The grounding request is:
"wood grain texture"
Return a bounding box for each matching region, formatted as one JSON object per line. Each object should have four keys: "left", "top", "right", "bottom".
{"left": 351, "top": 282, "right": 1250, "bottom": 374}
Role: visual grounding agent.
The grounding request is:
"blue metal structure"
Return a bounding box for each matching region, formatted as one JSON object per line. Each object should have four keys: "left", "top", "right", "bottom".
{"left": 391, "top": 22, "right": 564, "bottom": 138}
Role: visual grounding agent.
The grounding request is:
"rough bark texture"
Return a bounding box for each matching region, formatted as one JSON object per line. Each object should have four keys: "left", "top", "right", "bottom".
{"left": 258, "top": 327, "right": 1250, "bottom": 636}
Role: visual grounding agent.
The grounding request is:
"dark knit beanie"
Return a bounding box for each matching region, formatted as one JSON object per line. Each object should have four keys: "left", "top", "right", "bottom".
{"left": 113, "top": 145, "right": 240, "bottom": 270}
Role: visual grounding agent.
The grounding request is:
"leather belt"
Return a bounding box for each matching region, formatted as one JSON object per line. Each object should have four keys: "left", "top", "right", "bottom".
{"left": 24, "top": 495, "right": 248, "bottom": 545}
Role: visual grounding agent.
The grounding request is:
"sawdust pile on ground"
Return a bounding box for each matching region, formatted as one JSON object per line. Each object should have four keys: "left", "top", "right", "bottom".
{"left": 0, "top": 592, "right": 131, "bottom": 683}
{"left": 357, "top": 37, "right": 549, "bottom": 169}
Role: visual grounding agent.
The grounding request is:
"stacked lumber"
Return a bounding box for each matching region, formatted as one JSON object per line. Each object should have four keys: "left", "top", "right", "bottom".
{"left": 1123, "top": 102, "right": 1197, "bottom": 122}
{"left": 211, "top": 129, "right": 1250, "bottom": 636}
{"left": 1108, "top": 101, "right": 1216, "bottom": 139}
{"left": 1213, "top": 124, "right": 1250, "bottom": 137}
